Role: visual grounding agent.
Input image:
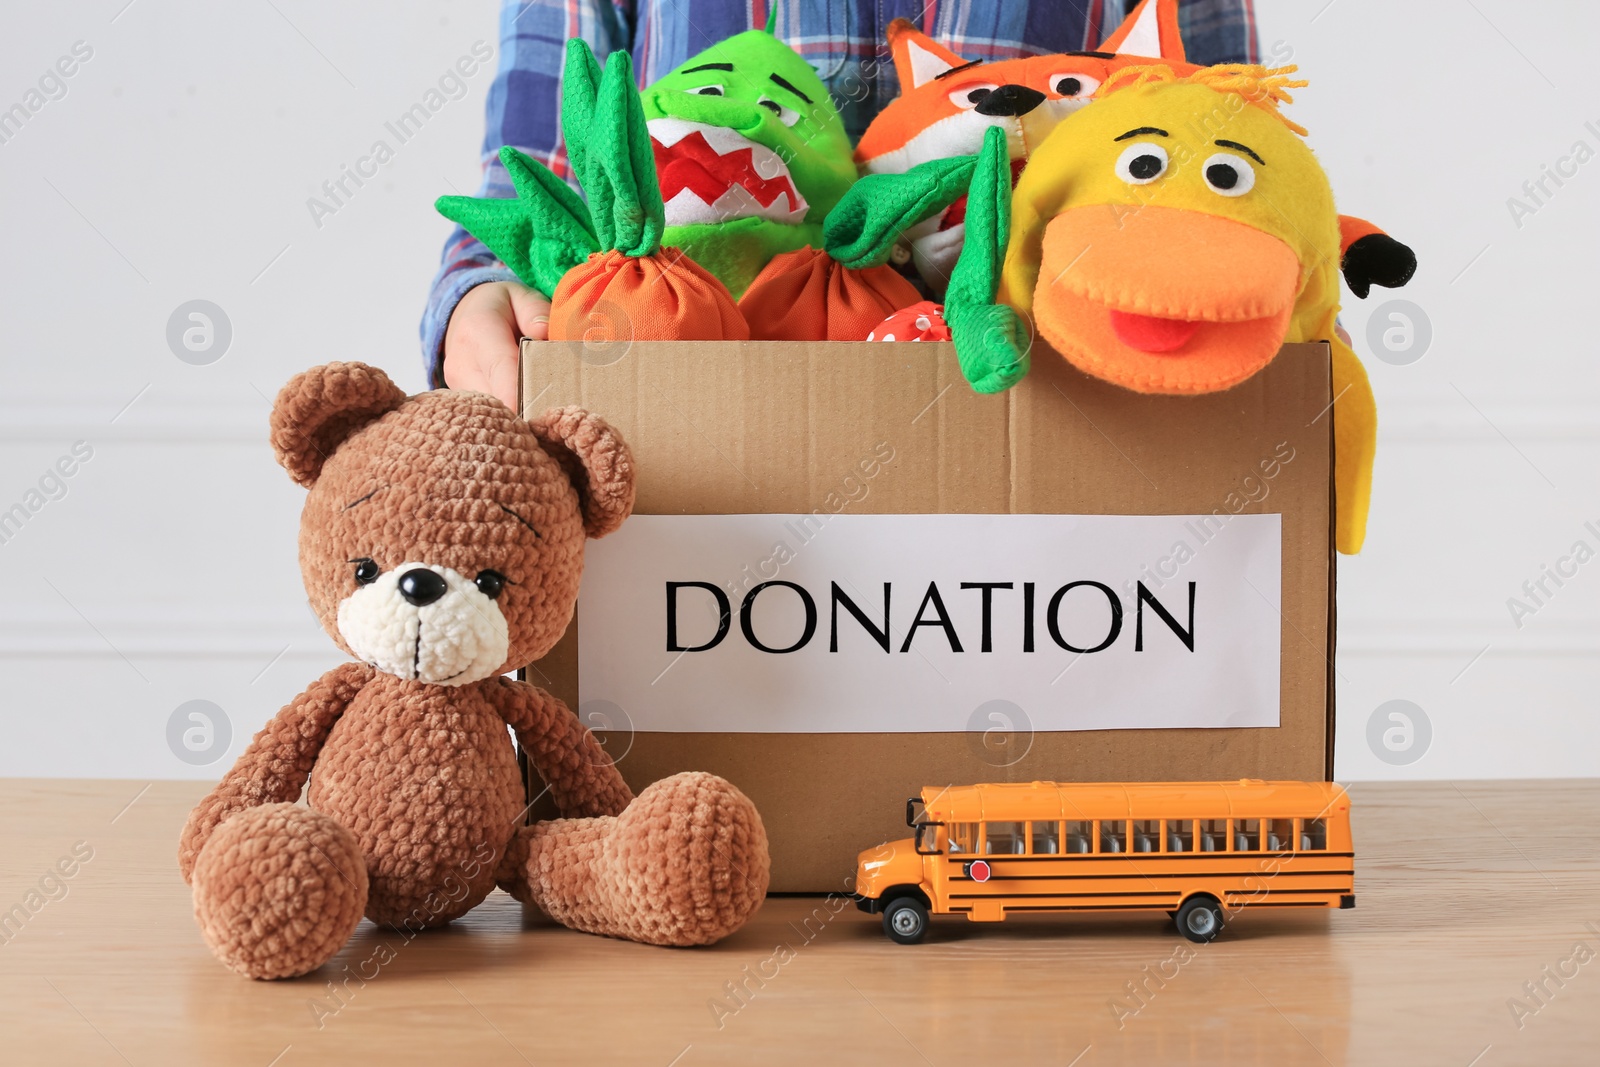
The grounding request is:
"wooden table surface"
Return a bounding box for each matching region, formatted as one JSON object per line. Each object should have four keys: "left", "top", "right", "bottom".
{"left": 1, "top": 779, "right": 1596, "bottom": 1066}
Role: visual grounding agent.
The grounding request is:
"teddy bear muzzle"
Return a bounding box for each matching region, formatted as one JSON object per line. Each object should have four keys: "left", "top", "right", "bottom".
{"left": 335, "top": 562, "right": 510, "bottom": 685}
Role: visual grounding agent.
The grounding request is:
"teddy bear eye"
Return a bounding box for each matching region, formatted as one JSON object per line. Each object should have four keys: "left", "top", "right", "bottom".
{"left": 351, "top": 558, "right": 380, "bottom": 585}
{"left": 475, "top": 570, "right": 507, "bottom": 600}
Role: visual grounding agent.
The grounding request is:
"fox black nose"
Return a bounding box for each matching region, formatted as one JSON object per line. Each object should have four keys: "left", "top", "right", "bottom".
{"left": 397, "top": 568, "right": 448, "bottom": 606}
{"left": 975, "top": 84, "right": 1046, "bottom": 117}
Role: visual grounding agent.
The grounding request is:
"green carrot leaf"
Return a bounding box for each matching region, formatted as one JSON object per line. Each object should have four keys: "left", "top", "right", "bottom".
{"left": 433, "top": 146, "right": 600, "bottom": 296}
{"left": 948, "top": 126, "right": 1028, "bottom": 392}
{"left": 590, "top": 49, "right": 664, "bottom": 257}
{"left": 823, "top": 155, "right": 978, "bottom": 270}
{"left": 945, "top": 125, "right": 1011, "bottom": 308}
{"left": 561, "top": 40, "right": 604, "bottom": 206}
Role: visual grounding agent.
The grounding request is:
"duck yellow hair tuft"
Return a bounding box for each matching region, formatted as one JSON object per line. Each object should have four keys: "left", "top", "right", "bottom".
{"left": 1096, "top": 63, "right": 1310, "bottom": 137}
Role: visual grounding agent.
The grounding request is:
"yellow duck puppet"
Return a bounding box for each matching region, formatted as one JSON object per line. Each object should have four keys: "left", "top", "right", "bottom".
{"left": 997, "top": 64, "right": 1379, "bottom": 555}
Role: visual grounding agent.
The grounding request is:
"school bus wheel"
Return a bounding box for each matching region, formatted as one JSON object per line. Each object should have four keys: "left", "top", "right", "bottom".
{"left": 882, "top": 897, "right": 929, "bottom": 945}
{"left": 1175, "top": 894, "right": 1225, "bottom": 943}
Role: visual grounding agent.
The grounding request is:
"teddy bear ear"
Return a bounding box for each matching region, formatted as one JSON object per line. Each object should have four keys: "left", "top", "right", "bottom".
{"left": 528, "top": 406, "right": 636, "bottom": 538}
{"left": 269, "top": 362, "right": 408, "bottom": 487}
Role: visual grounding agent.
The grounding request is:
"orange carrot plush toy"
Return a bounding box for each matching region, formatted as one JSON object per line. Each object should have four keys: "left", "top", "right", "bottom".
{"left": 736, "top": 246, "right": 921, "bottom": 342}
{"left": 437, "top": 41, "right": 747, "bottom": 343}
{"left": 736, "top": 160, "right": 980, "bottom": 341}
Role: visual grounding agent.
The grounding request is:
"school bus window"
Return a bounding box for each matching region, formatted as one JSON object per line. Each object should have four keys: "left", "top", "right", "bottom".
{"left": 1030, "top": 821, "right": 1061, "bottom": 855}
{"left": 1132, "top": 819, "right": 1162, "bottom": 852}
{"left": 1266, "top": 819, "right": 1295, "bottom": 852}
{"left": 1166, "top": 819, "right": 1195, "bottom": 853}
{"left": 1199, "top": 818, "right": 1229, "bottom": 851}
{"left": 1300, "top": 817, "right": 1328, "bottom": 850}
{"left": 947, "top": 822, "right": 978, "bottom": 854}
{"left": 1065, "top": 820, "right": 1093, "bottom": 854}
{"left": 1099, "top": 820, "right": 1128, "bottom": 854}
{"left": 914, "top": 821, "right": 940, "bottom": 853}
{"left": 1234, "top": 818, "right": 1262, "bottom": 851}
{"left": 985, "top": 821, "right": 1026, "bottom": 855}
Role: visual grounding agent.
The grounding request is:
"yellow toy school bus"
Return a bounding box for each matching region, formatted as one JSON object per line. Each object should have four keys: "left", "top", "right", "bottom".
{"left": 854, "top": 780, "right": 1354, "bottom": 944}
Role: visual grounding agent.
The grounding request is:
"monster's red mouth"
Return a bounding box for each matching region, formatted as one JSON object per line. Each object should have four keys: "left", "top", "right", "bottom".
{"left": 648, "top": 118, "right": 808, "bottom": 226}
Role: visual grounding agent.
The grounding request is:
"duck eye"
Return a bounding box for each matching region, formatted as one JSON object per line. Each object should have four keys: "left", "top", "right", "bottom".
{"left": 351, "top": 558, "right": 380, "bottom": 585}
{"left": 693, "top": 85, "right": 723, "bottom": 96}
{"left": 1114, "top": 142, "right": 1169, "bottom": 185}
{"left": 475, "top": 570, "right": 506, "bottom": 600}
{"left": 1202, "top": 152, "right": 1256, "bottom": 197}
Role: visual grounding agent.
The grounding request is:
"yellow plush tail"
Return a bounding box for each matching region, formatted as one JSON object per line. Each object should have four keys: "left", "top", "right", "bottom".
{"left": 1330, "top": 336, "right": 1376, "bottom": 554}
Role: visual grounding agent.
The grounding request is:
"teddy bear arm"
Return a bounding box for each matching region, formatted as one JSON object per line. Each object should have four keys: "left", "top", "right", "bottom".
{"left": 486, "top": 677, "right": 634, "bottom": 818}
{"left": 177, "top": 662, "right": 373, "bottom": 883}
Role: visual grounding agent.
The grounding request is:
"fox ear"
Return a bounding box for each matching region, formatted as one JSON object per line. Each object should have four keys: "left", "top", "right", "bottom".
{"left": 887, "top": 18, "right": 969, "bottom": 90}
{"left": 1099, "top": 0, "right": 1187, "bottom": 62}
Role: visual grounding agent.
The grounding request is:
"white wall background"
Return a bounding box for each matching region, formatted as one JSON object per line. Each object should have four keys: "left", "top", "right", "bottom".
{"left": 0, "top": 0, "right": 1594, "bottom": 781}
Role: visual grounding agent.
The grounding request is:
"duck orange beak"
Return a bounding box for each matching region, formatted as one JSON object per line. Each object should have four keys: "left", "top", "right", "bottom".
{"left": 1033, "top": 204, "right": 1302, "bottom": 394}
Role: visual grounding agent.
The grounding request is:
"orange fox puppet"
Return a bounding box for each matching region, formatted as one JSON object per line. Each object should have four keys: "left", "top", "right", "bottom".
{"left": 855, "top": 0, "right": 1189, "bottom": 289}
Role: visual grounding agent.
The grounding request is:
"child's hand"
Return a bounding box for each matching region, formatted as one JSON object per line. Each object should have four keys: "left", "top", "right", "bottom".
{"left": 442, "top": 280, "right": 551, "bottom": 411}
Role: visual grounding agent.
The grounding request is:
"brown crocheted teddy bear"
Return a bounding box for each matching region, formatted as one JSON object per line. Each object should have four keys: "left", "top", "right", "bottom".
{"left": 178, "top": 362, "right": 769, "bottom": 979}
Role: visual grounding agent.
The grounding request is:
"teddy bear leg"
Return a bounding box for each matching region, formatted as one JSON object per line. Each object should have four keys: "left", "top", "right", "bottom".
{"left": 191, "top": 803, "right": 369, "bottom": 979}
{"left": 503, "top": 771, "right": 769, "bottom": 946}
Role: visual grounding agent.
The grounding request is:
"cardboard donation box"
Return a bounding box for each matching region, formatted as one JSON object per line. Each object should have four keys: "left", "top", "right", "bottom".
{"left": 519, "top": 339, "right": 1335, "bottom": 892}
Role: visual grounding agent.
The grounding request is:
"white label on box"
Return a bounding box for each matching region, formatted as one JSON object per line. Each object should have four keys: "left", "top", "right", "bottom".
{"left": 576, "top": 514, "right": 1282, "bottom": 733}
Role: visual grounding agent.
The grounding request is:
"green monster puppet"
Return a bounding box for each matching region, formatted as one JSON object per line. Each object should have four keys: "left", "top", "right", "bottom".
{"left": 643, "top": 21, "right": 857, "bottom": 297}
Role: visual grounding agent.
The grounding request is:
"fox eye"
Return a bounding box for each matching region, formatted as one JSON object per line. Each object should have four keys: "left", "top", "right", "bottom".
{"left": 351, "top": 558, "right": 380, "bottom": 585}
{"left": 475, "top": 570, "right": 507, "bottom": 600}
{"left": 1050, "top": 73, "right": 1100, "bottom": 98}
{"left": 1202, "top": 152, "right": 1256, "bottom": 196}
{"left": 947, "top": 83, "right": 1000, "bottom": 110}
{"left": 693, "top": 84, "right": 724, "bottom": 96}
{"left": 1115, "top": 141, "right": 1169, "bottom": 185}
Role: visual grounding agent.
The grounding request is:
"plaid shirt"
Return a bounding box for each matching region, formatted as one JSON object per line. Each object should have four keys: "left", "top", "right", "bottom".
{"left": 421, "top": 0, "right": 1260, "bottom": 384}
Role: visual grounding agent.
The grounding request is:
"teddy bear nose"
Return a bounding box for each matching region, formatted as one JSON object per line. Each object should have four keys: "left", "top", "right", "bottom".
{"left": 397, "top": 568, "right": 448, "bottom": 607}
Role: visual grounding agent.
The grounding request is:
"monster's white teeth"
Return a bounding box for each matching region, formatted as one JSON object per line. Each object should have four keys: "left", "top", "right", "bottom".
{"left": 648, "top": 118, "right": 762, "bottom": 156}
{"left": 662, "top": 186, "right": 808, "bottom": 227}
{"left": 649, "top": 117, "right": 810, "bottom": 226}
{"left": 647, "top": 117, "right": 698, "bottom": 148}
{"left": 649, "top": 119, "right": 793, "bottom": 176}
